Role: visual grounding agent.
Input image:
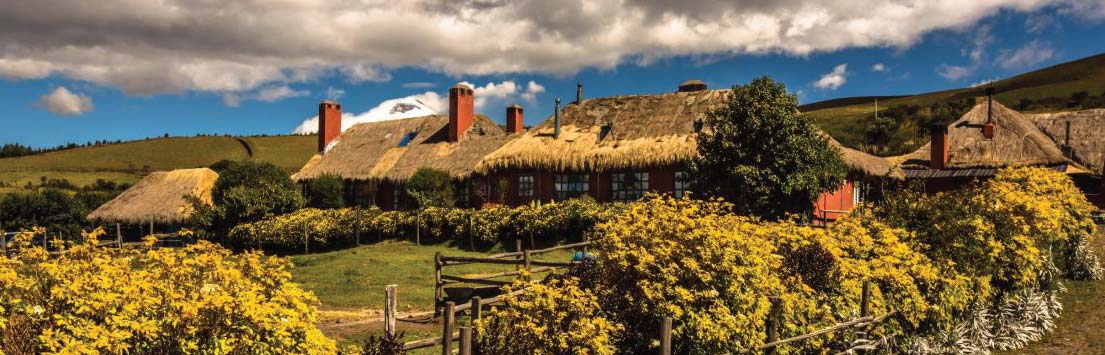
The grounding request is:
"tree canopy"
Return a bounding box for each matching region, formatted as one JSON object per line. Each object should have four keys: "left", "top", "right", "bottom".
{"left": 690, "top": 76, "right": 846, "bottom": 220}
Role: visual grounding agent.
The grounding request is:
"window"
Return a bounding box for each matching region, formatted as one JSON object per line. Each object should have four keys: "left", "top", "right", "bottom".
{"left": 346, "top": 181, "right": 369, "bottom": 207}
{"left": 554, "top": 174, "right": 589, "bottom": 200}
{"left": 674, "top": 171, "right": 690, "bottom": 198}
{"left": 398, "top": 131, "right": 418, "bottom": 147}
{"left": 518, "top": 175, "right": 534, "bottom": 198}
{"left": 853, "top": 180, "right": 862, "bottom": 205}
{"left": 612, "top": 172, "right": 649, "bottom": 201}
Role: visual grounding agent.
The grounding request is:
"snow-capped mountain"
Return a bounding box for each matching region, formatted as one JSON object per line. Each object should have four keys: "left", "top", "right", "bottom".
{"left": 293, "top": 96, "right": 439, "bottom": 135}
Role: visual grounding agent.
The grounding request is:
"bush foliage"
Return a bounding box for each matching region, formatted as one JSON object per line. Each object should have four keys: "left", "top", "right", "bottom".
{"left": 0, "top": 227, "right": 335, "bottom": 354}
{"left": 476, "top": 278, "right": 621, "bottom": 355}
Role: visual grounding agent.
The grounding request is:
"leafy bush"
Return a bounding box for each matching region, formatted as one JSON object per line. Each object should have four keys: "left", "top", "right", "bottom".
{"left": 0, "top": 189, "right": 114, "bottom": 238}
{"left": 0, "top": 227, "right": 335, "bottom": 354}
{"left": 229, "top": 208, "right": 378, "bottom": 252}
{"left": 307, "top": 173, "right": 345, "bottom": 209}
{"left": 476, "top": 278, "right": 620, "bottom": 355}
{"left": 406, "top": 168, "right": 454, "bottom": 208}
{"left": 192, "top": 160, "right": 305, "bottom": 242}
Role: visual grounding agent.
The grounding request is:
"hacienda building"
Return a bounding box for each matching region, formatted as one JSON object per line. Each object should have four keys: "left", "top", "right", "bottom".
{"left": 292, "top": 80, "right": 904, "bottom": 222}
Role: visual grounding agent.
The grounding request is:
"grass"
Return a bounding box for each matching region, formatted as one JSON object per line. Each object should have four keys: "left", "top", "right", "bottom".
{"left": 0, "top": 135, "right": 316, "bottom": 189}
{"left": 803, "top": 52, "right": 1105, "bottom": 153}
{"left": 998, "top": 225, "right": 1105, "bottom": 355}
{"left": 289, "top": 239, "right": 574, "bottom": 350}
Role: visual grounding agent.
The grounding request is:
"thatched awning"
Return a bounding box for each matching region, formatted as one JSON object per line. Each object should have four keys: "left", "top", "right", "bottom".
{"left": 475, "top": 89, "right": 902, "bottom": 179}
{"left": 1028, "top": 109, "right": 1105, "bottom": 175}
{"left": 894, "top": 100, "right": 1072, "bottom": 170}
{"left": 292, "top": 114, "right": 510, "bottom": 182}
{"left": 87, "top": 168, "right": 218, "bottom": 224}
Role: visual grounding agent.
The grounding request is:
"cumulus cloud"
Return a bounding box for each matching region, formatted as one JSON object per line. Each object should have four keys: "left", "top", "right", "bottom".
{"left": 36, "top": 86, "right": 93, "bottom": 116}
{"left": 458, "top": 80, "right": 546, "bottom": 109}
{"left": 814, "top": 64, "right": 848, "bottom": 90}
{"left": 403, "top": 82, "right": 437, "bottom": 89}
{"left": 997, "top": 40, "right": 1055, "bottom": 70}
{"left": 521, "top": 81, "right": 545, "bottom": 103}
{"left": 0, "top": 0, "right": 1093, "bottom": 96}
{"left": 937, "top": 64, "right": 973, "bottom": 80}
{"left": 326, "top": 87, "right": 345, "bottom": 100}
{"left": 221, "top": 85, "right": 310, "bottom": 107}
{"left": 871, "top": 63, "right": 887, "bottom": 72}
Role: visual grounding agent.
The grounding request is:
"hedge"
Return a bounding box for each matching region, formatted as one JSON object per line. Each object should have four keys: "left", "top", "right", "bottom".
{"left": 228, "top": 197, "right": 619, "bottom": 252}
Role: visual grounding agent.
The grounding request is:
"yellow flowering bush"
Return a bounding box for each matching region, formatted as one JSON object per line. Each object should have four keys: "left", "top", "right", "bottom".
{"left": 475, "top": 277, "right": 620, "bottom": 355}
{"left": 0, "top": 227, "right": 335, "bottom": 355}
{"left": 229, "top": 207, "right": 379, "bottom": 251}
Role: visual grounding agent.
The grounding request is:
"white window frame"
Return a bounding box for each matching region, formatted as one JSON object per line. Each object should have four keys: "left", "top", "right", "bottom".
{"left": 554, "top": 174, "right": 589, "bottom": 200}
{"left": 612, "top": 172, "right": 649, "bottom": 201}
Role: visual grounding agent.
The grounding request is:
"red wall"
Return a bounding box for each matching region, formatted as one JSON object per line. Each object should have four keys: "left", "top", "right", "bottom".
{"left": 813, "top": 179, "right": 855, "bottom": 224}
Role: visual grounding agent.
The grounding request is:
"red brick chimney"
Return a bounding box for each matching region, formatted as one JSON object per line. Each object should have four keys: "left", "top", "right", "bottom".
{"left": 449, "top": 83, "right": 475, "bottom": 142}
{"left": 930, "top": 124, "right": 949, "bottom": 169}
{"left": 506, "top": 104, "right": 524, "bottom": 133}
{"left": 318, "top": 100, "right": 342, "bottom": 153}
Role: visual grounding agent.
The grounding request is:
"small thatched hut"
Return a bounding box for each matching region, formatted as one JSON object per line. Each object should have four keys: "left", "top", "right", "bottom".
{"left": 891, "top": 99, "right": 1099, "bottom": 202}
{"left": 87, "top": 168, "right": 218, "bottom": 230}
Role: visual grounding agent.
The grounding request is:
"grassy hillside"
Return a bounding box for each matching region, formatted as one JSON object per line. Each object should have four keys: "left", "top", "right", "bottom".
{"left": 0, "top": 135, "right": 317, "bottom": 192}
{"left": 804, "top": 52, "right": 1105, "bottom": 155}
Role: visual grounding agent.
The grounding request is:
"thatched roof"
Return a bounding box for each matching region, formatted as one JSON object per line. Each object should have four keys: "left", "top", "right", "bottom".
{"left": 87, "top": 168, "right": 218, "bottom": 224}
{"left": 1028, "top": 109, "right": 1105, "bottom": 175}
{"left": 476, "top": 89, "right": 901, "bottom": 178}
{"left": 292, "top": 114, "right": 511, "bottom": 182}
{"left": 893, "top": 100, "right": 1071, "bottom": 170}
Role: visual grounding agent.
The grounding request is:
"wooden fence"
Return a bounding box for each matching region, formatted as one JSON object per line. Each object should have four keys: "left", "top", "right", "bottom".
{"left": 391, "top": 279, "right": 892, "bottom": 355}
{"left": 433, "top": 237, "right": 591, "bottom": 313}
{"left": 2, "top": 224, "right": 192, "bottom": 256}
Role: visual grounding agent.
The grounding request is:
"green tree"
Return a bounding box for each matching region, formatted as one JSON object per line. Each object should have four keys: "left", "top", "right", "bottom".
{"left": 307, "top": 174, "right": 345, "bottom": 209}
{"left": 192, "top": 160, "right": 304, "bottom": 244}
{"left": 690, "top": 77, "right": 846, "bottom": 220}
{"left": 405, "top": 167, "right": 454, "bottom": 208}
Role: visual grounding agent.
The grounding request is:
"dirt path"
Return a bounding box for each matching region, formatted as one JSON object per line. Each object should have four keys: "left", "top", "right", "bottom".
{"left": 1001, "top": 225, "right": 1105, "bottom": 355}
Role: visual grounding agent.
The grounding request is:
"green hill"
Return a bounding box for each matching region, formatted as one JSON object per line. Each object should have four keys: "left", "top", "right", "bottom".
{"left": 0, "top": 135, "right": 317, "bottom": 192}
{"left": 804, "top": 52, "right": 1105, "bottom": 156}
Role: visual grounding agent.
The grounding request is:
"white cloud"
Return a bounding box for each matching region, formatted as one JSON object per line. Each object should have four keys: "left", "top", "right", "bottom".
{"left": 36, "top": 86, "right": 93, "bottom": 116}
{"left": 402, "top": 82, "right": 437, "bottom": 89}
{"left": 255, "top": 85, "right": 310, "bottom": 102}
{"left": 325, "top": 87, "right": 345, "bottom": 100}
{"left": 814, "top": 64, "right": 847, "bottom": 90}
{"left": 997, "top": 40, "right": 1055, "bottom": 70}
{"left": 521, "top": 81, "right": 545, "bottom": 103}
{"left": 937, "top": 64, "right": 972, "bottom": 80}
{"left": 0, "top": 0, "right": 1092, "bottom": 96}
{"left": 970, "top": 78, "right": 998, "bottom": 87}
{"left": 871, "top": 63, "right": 887, "bottom": 72}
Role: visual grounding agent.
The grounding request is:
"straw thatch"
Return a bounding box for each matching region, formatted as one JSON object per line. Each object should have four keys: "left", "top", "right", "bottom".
{"left": 87, "top": 168, "right": 218, "bottom": 224}
{"left": 476, "top": 89, "right": 901, "bottom": 178}
{"left": 1028, "top": 109, "right": 1105, "bottom": 175}
{"left": 292, "top": 114, "right": 511, "bottom": 182}
{"left": 894, "top": 100, "right": 1071, "bottom": 170}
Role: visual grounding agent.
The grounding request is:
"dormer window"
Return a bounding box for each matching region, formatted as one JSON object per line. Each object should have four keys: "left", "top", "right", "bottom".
{"left": 398, "top": 132, "right": 418, "bottom": 147}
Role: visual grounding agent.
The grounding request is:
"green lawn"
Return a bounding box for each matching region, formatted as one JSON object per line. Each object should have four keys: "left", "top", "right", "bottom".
{"left": 290, "top": 240, "right": 575, "bottom": 350}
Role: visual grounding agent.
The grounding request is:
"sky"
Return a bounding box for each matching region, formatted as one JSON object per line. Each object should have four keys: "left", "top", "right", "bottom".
{"left": 1, "top": 0, "right": 1104, "bottom": 148}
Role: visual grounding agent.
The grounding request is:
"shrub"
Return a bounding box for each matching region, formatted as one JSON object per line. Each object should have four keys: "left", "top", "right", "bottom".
{"left": 406, "top": 168, "right": 454, "bottom": 208}
{"left": 307, "top": 173, "right": 346, "bottom": 209}
{"left": 476, "top": 278, "right": 620, "bottom": 355}
{"left": 193, "top": 160, "right": 305, "bottom": 242}
{"left": 0, "top": 227, "right": 335, "bottom": 354}
{"left": 229, "top": 207, "right": 379, "bottom": 252}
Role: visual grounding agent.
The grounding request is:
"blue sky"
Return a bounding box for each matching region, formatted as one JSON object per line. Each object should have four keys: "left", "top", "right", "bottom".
{"left": 1, "top": 1, "right": 1104, "bottom": 148}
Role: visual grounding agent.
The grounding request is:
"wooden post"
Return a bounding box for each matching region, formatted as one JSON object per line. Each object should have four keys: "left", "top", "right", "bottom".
{"left": 861, "top": 281, "right": 872, "bottom": 318}
{"left": 304, "top": 225, "right": 309, "bottom": 254}
{"left": 385, "top": 284, "right": 397, "bottom": 340}
{"left": 115, "top": 223, "right": 122, "bottom": 247}
{"left": 355, "top": 210, "right": 362, "bottom": 246}
{"left": 470, "top": 296, "right": 482, "bottom": 355}
{"left": 765, "top": 297, "right": 782, "bottom": 355}
{"left": 459, "top": 326, "right": 472, "bottom": 355}
{"left": 149, "top": 221, "right": 154, "bottom": 236}
{"left": 660, "top": 316, "right": 672, "bottom": 355}
{"left": 467, "top": 213, "right": 475, "bottom": 251}
{"left": 442, "top": 301, "right": 455, "bottom": 355}
{"left": 515, "top": 238, "right": 523, "bottom": 271}
{"left": 434, "top": 252, "right": 443, "bottom": 314}
{"left": 529, "top": 230, "right": 535, "bottom": 250}
{"left": 581, "top": 232, "right": 588, "bottom": 254}
{"left": 415, "top": 209, "right": 421, "bottom": 246}
{"left": 523, "top": 250, "right": 531, "bottom": 281}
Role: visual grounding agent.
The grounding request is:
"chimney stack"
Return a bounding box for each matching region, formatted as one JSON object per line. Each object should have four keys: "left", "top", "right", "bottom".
{"left": 554, "top": 97, "right": 561, "bottom": 139}
{"left": 930, "top": 124, "right": 949, "bottom": 170}
{"left": 448, "top": 83, "right": 475, "bottom": 142}
{"left": 318, "top": 100, "right": 342, "bottom": 153}
{"left": 576, "top": 82, "right": 583, "bottom": 104}
{"left": 506, "top": 104, "right": 524, "bottom": 133}
{"left": 983, "top": 87, "right": 995, "bottom": 140}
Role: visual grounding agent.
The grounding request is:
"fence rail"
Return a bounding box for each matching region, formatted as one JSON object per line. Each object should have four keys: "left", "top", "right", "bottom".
{"left": 434, "top": 237, "right": 591, "bottom": 313}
